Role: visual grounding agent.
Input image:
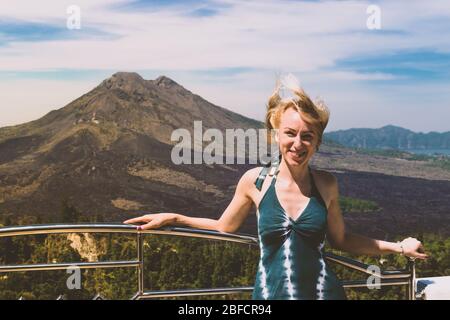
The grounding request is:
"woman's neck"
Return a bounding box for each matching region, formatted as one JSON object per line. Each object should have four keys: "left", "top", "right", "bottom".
{"left": 277, "top": 158, "right": 310, "bottom": 185}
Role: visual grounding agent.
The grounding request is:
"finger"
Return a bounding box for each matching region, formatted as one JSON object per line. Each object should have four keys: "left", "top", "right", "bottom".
{"left": 123, "top": 216, "right": 150, "bottom": 224}
{"left": 417, "top": 253, "right": 428, "bottom": 260}
{"left": 413, "top": 252, "right": 428, "bottom": 260}
{"left": 123, "top": 217, "right": 143, "bottom": 224}
{"left": 140, "top": 220, "right": 161, "bottom": 230}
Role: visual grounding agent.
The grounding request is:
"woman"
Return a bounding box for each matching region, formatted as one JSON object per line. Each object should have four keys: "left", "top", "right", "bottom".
{"left": 124, "top": 74, "right": 428, "bottom": 300}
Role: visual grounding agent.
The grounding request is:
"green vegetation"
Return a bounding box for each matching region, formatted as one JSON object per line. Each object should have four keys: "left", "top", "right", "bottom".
{"left": 0, "top": 212, "right": 448, "bottom": 300}
{"left": 427, "top": 157, "right": 450, "bottom": 171}
{"left": 0, "top": 201, "right": 447, "bottom": 300}
{"left": 0, "top": 228, "right": 258, "bottom": 300}
{"left": 339, "top": 196, "right": 381, "bottom": 213}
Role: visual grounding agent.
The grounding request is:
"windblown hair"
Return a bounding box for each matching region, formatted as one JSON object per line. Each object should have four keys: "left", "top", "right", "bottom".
{"left": 265, "top": 74, "right": 330, "bottom": 150}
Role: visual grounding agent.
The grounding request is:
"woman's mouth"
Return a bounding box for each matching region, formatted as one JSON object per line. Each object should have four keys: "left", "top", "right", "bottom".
{"left": 290, "top": 150, "right": 307, "bottom": 160}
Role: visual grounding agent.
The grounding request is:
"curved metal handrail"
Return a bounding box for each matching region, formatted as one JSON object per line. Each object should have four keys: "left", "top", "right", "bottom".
{"left": 324, "top": 252, "right": 412, "bottom": 279}
{"left": 0, "top": 223, "right": 416, "bottom": 300}
{"left": 0, "top": 223, "right": 258, "bottom": 244}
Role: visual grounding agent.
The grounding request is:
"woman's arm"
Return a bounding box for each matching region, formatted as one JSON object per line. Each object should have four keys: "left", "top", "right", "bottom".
{"left": 124, "top": 213, "right": 221, "bottom": 231}
{"left": 325, "top": 173, "right": 428, "bottom": 260}
{"left": 124, "top": 168, "right": 259, "bottom": 232}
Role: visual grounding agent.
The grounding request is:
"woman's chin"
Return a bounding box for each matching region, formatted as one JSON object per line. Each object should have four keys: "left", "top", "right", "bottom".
{"left": 287, "top": 154, "right": 307, "bottom": 165}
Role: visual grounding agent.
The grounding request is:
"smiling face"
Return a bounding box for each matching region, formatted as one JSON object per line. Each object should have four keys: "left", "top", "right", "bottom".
{"left": 275, "top": 107, "right": 319, "bottom": 166}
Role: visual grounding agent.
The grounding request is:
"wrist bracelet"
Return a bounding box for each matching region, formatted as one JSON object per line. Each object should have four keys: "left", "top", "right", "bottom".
{"left": 397, "top": 242, "right": 404, "bottom": 255}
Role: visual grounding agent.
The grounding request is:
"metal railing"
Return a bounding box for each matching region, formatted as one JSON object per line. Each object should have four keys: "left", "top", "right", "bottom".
{"left": 0, "top": 223, "right": 416, "bottom": 300}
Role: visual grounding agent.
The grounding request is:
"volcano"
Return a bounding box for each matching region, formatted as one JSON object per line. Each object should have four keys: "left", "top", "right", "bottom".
{"left": 0, "top": 72, "right": 262, "bottom": 230}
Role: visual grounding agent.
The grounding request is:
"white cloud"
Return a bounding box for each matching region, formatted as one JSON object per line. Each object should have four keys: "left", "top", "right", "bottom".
{"left": 0, "top": 0, "right": 449, "bottom": 132}
{"left": 1, "top": 0, "right": 449, "bottom": 71}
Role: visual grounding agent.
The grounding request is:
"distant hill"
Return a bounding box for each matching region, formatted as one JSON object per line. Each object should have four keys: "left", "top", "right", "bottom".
{"left": 324, "top": 125, "right": 450, "bottom": 150}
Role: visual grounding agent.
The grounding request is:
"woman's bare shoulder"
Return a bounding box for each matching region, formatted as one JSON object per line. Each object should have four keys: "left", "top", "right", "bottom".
{"left": 240, "top": 167, "right": 267, "bottom": 205}
{"left": 240, "top": 166, "right": 264, "bottom": 184}
{"left": 234, "top": 167, "right": 265, "bottom": 201}
{"left": 311, "top": 168, "right": 338, "bottom": 190}
{"left": 310, "top": 168, "right": 339, "bottom": 206}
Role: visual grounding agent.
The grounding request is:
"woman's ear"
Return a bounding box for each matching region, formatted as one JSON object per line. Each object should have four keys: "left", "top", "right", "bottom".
{"left": 274, "top": 128, "right": 279, "bottom": 143}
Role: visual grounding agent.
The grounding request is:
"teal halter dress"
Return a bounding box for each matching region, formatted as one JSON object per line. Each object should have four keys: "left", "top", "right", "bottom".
{"left": 252, "top": 158, "right": 346, "bottom": 300}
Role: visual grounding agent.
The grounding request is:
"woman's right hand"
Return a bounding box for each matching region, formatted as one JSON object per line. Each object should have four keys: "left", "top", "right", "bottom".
{"left": 123, "top": 213, "right": 178, "bottom": 230}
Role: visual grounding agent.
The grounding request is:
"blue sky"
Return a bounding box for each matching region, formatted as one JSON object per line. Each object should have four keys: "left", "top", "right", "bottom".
{"left": 0, "top": 0, "right": 449, "bottom": 133}
{"left": 0, "top": 18, "right": 117, "bottom": 46}
{"left": 336, "top": 50, "right": 450, "bottom": 81}
{"left": 116, "top": 0, "right": 229, "bottom": 14}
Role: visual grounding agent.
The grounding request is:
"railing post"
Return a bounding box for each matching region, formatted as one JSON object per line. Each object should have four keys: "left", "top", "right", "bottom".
{"left": 407, "top": 258, "right": 416, "bottom": 300}
{"left": 137, "top": 231, "right": 144, "bottom": 296}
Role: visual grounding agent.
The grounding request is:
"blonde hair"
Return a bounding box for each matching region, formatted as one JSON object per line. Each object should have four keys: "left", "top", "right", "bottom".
{"left": 265, "top": 74, "right": 330, "bottom": 150}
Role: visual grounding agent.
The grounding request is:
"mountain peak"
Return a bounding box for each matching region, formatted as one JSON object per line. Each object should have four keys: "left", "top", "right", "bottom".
{"left": 154, "top": 75, "right": 180, "bottom": 88}
{"left": 100, "top": 73, "right": 181, "bottom": 91}
{"left": 100, "top": 72, "right": 146, "bottom": 91}
{"left": 380, "top": 125, "right": 413, "bottom": 133}
{"left": 110, "top": 72, "right": 144, "bottom": 82}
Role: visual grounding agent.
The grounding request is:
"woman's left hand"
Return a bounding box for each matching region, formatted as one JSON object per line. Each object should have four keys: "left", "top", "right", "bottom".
{"left": 400, "top": 237, "right": 428, "bottom": 260}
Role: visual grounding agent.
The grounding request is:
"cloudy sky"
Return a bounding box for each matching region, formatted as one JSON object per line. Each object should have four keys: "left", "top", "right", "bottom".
{"left": 1, "top": 0, "right": 449, "bottom": 133}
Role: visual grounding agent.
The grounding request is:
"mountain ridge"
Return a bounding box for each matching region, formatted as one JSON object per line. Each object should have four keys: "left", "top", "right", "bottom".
{"left": 325, "top": 125, "right": 450, "bottom": 150}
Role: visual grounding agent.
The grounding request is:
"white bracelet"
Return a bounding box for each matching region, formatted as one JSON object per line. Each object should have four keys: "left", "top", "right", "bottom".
{"left": 397, "top": 241, "right": 404, "bottom": 255}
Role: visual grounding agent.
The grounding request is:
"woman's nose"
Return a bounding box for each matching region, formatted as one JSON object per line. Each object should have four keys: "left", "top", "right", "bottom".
{"left": 293, "top": 135, "right": 303, "bottom": 149}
